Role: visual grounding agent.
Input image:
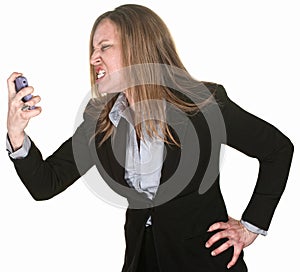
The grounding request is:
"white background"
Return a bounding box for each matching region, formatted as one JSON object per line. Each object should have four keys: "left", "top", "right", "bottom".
{"left": 0, "top": 0, "right": 299, "bottom": 271}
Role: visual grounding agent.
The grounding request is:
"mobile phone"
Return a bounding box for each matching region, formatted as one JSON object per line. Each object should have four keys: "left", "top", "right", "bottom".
{"left": 14, "top": 76, "right": 35, "bottom": 109}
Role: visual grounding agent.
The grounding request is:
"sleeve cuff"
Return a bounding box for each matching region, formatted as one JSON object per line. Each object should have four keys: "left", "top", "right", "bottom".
{"left": 6, "top": 133, "right": 31, "bottom": 159}
{"left": 240, "top": 219, "right": 268, "bottom": 236}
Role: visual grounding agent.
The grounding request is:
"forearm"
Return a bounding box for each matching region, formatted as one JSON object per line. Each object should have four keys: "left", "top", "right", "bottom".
{"left": 7, "top": 122, "right": 94, "bottom": 200}
{"left": 241, "top": 138, "right": 294, "bottom": 230}
{"left": 10, "top": 137, "right": 81, "bottom": 200}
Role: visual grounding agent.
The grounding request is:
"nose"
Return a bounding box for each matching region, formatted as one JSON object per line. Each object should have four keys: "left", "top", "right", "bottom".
{"left": 90, "top": 49, "right": 102, "bottom": 66}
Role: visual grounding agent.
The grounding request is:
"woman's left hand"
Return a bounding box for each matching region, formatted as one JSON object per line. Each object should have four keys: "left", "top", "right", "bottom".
{"left": 205, "top": 216, "right": 258, "bottom": 269}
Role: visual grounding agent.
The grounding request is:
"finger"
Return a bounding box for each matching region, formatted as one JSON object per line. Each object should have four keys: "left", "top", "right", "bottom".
{"left": 210, "top": 240, "right": 232, "bottom": 257}
{"left": 227, "top": 243, "right": 243, "bottom": 269}
{"left": 7, "top": 72, "right": 23, "bottom": 100}
{"left": 20, "top": 95, "right": 41, "bottom": 108}
{"left": 14, "top": 86, "right": 34, "bottom": 102}
{"left": 20, "top": 106, "right": 42, "bottom": 119}
{"left": 205, "top": 230, "right": 231, "bottom": 248}
{"left": 208, "top": 221, "right": 230, "bottom": 232}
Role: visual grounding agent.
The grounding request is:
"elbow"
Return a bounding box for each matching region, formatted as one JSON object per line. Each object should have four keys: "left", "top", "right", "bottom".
{"left": 284, "top": 137, "right": 294, "bottom": 158}
{"left": 22, "top": 178, "right": 59, "bottom": 201}
{"left": 29, "top": 190, "right": 55, "bottom": 201}
{"left": 281, "top": 137, "right": 294, "bottom": 168}
{"left": 262, "top": 135, "right": 294, "bottom": 164}
{"left": 288, "top": 139, "right": 294, "bottom": 155}
{"left": 32, "top": 195, "right": 52, "bottom": 201}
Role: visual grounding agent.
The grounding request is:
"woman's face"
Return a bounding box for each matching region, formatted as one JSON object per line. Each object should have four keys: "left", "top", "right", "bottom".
{"left": 90, "top": 19, "right": 122, "bottom": 83}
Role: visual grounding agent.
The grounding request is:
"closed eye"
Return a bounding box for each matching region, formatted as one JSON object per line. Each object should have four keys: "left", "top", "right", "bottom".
{"left": 101, "top": 44, "right": 112, "bottom": 51}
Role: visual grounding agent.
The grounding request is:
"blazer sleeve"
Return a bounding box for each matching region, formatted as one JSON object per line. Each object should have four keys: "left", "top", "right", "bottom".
{"left": 10, "top": 109, "right": 95, "bottom": 201}
{"left": 215, "top": 84, "right": 294, "bottom": 230}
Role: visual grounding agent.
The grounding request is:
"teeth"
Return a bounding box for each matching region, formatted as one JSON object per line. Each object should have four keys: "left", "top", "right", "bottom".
{"left": 97, "top": 70, "right": 106, "bottom": 79}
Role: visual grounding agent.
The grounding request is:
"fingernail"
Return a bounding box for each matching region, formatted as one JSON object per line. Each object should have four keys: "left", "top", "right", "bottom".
{"left": 211, "top": 251, "right": 216, "bottom": 256}
{"left": 205, "top": 243, "right": 209, "bottom": 248}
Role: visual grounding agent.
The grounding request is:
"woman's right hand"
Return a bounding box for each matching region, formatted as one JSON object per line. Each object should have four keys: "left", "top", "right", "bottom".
{"left": 7, "top": 72, "right": 42, "bottom": 151}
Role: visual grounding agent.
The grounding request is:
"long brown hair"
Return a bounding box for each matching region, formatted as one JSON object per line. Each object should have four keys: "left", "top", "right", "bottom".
{"left": 88, "top": 4, "right": 215, "bottom": 146}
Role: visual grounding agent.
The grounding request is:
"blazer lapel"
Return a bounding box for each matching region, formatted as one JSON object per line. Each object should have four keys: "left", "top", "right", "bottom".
{"left": 96, "top": 118, "right": 129, "bottom": 188}
{"left": 154, "top": 105, "right": 189, "bottom": 205}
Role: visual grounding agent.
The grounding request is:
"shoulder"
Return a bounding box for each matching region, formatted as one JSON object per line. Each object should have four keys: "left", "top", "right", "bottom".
{"left": 199, "top": 81, "right": 230, "bottom": 109}
{"left": 201, "top": 81, "right": 228, "bottom": 98}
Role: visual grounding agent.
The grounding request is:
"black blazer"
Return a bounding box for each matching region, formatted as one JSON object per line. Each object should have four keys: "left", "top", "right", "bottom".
{"left": 11, "top": 83, "right": 294, "bottom": 271}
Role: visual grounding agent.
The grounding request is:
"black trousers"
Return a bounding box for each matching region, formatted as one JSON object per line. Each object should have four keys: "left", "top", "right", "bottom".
{"left": 137, "top": 226, "right": 160, "bottom": 272}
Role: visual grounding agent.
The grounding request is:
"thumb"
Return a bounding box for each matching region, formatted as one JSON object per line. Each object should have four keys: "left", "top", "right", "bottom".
{"left": 7, "top": 72, "right": 23, "bottom": 100}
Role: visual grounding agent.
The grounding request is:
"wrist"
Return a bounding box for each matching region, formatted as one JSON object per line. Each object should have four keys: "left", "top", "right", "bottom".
{"left": 240, "top": 219, "right": 268, "bottom": 236}
{"left": 7, "top": 131, "right": 25, "bottom": 151}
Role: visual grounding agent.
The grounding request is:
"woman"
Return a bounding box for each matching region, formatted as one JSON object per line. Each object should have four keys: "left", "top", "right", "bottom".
{"left": 6, "top": 4, "right": 293, "bottom": 272}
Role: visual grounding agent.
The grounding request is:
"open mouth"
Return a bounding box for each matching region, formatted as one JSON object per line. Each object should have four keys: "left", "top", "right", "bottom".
{"left": 97, "top": 69, "right": 106, "bottom": 80}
